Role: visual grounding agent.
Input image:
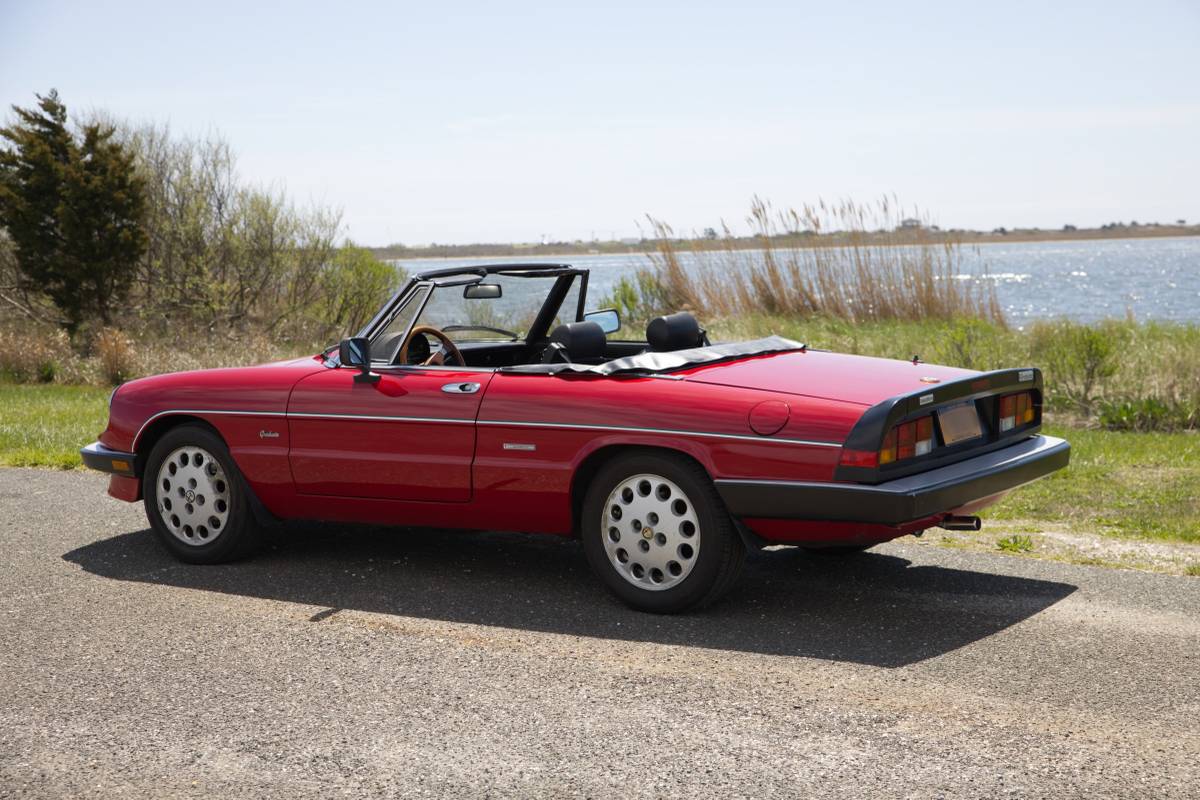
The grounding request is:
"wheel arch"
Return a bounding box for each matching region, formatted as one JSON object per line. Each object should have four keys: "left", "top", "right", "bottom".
{"left": 569, "top": 444, "right": 714, "bottom": 537}
{"left": 133, "top": 415, "right": 275, "bottom": 525}
{"left": 134, "top": 414, "right": 223, "bottom": 463}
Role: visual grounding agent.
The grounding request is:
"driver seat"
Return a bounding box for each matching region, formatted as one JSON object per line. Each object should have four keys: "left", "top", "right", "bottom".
{"left": 542, "top": 321, "right": 608, "bottom": 364}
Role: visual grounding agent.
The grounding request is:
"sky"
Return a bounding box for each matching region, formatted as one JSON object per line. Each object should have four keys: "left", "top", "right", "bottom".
{"left": 1, "top": 0, "right": 1198, "bottom": 246}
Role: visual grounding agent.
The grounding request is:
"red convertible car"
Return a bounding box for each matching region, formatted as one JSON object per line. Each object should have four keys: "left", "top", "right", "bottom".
{"left": 82, "top": 263, "right": 1069, "bottom": 612}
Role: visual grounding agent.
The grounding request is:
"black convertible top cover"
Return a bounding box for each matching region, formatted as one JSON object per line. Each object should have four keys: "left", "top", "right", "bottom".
{"left": 502, "top": 335, "right": 806, "bottom": 376}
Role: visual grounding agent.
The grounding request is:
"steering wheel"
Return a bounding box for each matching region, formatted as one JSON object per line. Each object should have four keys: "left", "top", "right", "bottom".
{"left": 398, "top": 325, "right": 465, "bottom": 367}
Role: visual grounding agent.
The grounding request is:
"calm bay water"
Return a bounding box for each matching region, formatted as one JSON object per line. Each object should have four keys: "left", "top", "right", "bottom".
{"left": 395, "top": 236, "right": 1200, "bottom": 325}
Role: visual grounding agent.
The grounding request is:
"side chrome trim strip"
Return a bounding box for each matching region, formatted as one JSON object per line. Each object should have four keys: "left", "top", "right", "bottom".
{"left": 132, "top": 409, "right": 843, "bottom": 450}
{"left": 287, "top": 412, "right": 475, "bottom": 425}
{"left": 476, "top": 418, "right": 842, "bottom": 448}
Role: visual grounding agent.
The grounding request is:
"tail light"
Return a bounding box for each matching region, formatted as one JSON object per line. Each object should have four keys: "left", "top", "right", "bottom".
{"left": 879, "top": 415, "right": 934, "bottom": 465}
{"left": 999, "top": 391, "right": 1035, "bottom": 432}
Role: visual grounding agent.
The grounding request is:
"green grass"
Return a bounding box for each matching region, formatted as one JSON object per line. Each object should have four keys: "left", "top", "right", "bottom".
{"left": 987, "top": 423, "right": 1200, "bottom": 543}
{"left": 996, "top": 534, "right": 1035, "bottom": 553}
{"left": 1, "top": 384, "right": 1197, "bottom": 545}
{"left": 0, "top": 384, "right": 110, "bottom": 469}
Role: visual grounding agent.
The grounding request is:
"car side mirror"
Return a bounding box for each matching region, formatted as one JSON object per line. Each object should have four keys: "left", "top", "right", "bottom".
{"left": 338, "top": 337, "right": 380, "bottom": 384}
{"left": 464, "top": 283, "right": 502, "bottom": 299}
{"left": 584, "top": 308, "right": 621, "bottom": 334}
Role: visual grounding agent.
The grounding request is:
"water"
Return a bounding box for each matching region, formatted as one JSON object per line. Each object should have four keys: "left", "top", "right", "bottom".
{"left": 394, "top": 236, "right": 1200, "bottom": 325}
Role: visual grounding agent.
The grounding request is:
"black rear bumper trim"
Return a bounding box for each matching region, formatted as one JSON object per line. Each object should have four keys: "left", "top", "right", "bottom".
{"left": 80, "top": 441, "right": 139, "bottom": 477}
{"left": 716, "top": 434, "right": 1070, "bottom": 526}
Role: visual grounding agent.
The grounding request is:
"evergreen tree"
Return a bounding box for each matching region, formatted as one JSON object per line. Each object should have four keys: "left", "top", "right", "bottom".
{"left": 0, "top": 90, "right": 146, "bottom": 332}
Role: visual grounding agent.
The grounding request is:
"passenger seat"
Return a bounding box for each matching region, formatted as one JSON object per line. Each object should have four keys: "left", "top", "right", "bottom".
{"left": 542, "top": 321, "right": 608, "bottom": 364}
{"left": 646, "top": 312, "right": 707, "bottom": 351}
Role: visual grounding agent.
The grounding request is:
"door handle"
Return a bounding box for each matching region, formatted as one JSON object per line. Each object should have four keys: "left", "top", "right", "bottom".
{"left": 441, "top": 382, "right": 481, "bottom": 394}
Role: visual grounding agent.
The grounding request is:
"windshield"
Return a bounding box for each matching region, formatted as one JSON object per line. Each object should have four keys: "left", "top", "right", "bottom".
{"left": 415, "top": 272, "right": 581, "bottom": 342}
{"left": 368, "top": 285, "right": 430, "bottom": 363}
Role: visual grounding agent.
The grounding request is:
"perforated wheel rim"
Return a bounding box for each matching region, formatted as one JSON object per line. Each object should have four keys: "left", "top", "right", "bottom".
{"left": 601, "top": 473, "right": 701, "bottom": 592}
{"left": 154, "top": 446, "right": 231, "bottom": 546}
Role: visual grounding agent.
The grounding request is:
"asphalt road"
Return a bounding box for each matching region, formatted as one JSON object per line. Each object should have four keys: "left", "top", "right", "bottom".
{"left": 1, "top": 468, "right": 1197, "bottom": 799}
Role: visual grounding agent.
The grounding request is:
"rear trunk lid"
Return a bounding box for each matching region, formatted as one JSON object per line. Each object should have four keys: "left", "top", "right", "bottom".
{"left": 682, "top": 350, "right": 976, "bottom": 406}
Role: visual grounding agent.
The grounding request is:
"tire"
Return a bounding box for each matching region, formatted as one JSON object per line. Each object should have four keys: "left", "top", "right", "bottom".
{"left": 581, "top": 451, "right": 745, "bottom": 613}
{"left": 143, "top": 424, "right": 262, "bottom": 564}
{"left": 803, "top": 544, "right": 873, "bottom": 556}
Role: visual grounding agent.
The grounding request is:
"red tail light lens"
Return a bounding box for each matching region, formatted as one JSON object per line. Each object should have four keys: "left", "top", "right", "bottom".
{"left": 838, "top": 448, "right": 879, "bottom": 468}
{"left": 999, "top": 391, "right": 1035, "bottom": 432}
{"left": 879, "top": 414, "right": 935, "bottom": 465}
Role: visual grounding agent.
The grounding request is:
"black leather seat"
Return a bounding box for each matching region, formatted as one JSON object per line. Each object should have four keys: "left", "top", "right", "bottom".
{"left": 646, "top": 312, "right": 706, "bottom": 351}
{"left": 542, "top": 321, "right": 608, "bottom": 364}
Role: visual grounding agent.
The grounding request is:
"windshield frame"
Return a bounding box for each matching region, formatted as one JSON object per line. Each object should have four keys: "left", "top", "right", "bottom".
{"left": 357, "top": 264, "right": 590, "bottom": 366}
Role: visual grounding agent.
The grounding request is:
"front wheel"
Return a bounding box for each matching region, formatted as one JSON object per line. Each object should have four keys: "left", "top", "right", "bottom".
{"left": 143, "top": 424, "right": 262, "bottom": 564}
{"left": 581, "top": 451, "right": 745, "bottom": 613}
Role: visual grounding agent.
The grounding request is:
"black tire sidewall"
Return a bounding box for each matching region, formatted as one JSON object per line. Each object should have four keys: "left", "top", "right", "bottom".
{"left": 143, "top": 424, "right": 255, "bottom": 564}
{"left": 581, "top": 451, "right": 733, "bottom": 613}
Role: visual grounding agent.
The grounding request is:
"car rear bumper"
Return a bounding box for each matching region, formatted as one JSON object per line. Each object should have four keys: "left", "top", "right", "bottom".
{"left": 81, "top": 441, "right": 139, "bottom": 478}
{"left": 715, "top": 434, "right": 1070, "bottom": 526}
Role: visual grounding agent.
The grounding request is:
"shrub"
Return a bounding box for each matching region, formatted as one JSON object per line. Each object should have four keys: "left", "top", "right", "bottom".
{"left": 0, "top": 326, "right": 69, "bottom": 383}
{"left": 1098, "top": 398, "right": 1198, "bottom": 432}
{"left": 598, "top": 272, "right": 676, "bottom": 327}
{"left": 1029, "top": 320, "right": 1125, "bottom": 412}
{"left": 94, "top": 327, "right": 135, "bottom": 385}
{"left": 932, "top": 318, "right": 1019, "bottom": 372}
{"left": 316, "top": 245, "right": 402, "bottom": 339}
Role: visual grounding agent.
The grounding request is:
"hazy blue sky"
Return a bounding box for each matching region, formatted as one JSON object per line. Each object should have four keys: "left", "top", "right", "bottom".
{"left": 2, "top": 0, "right": 1198, "bottom": 245}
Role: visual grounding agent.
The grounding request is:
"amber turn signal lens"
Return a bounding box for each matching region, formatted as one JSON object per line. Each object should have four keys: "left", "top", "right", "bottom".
{"left": 1000, "top": 391, "right": 1035, "bottom": 432}
{"left": 880, "top": 414, "right": 934, "bottom": 465}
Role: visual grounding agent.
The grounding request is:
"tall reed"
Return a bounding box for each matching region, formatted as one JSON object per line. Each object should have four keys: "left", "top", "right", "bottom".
{"left": 631, "top": 197, "right": 1004, "bottom": 325}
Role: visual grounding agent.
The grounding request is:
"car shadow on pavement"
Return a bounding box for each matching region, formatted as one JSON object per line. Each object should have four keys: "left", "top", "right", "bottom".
{"left": 63, "top": 523, "right": 1076, "bottom": 668}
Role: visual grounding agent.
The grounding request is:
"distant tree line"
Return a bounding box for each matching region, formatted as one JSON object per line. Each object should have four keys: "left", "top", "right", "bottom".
{"left": 0, "top": 90, "right": 398, "bottom": 344}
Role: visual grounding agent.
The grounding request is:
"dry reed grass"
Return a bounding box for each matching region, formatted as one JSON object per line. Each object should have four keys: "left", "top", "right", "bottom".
{"left": 642, "top": 197, "right": 1004, "bottom": 324}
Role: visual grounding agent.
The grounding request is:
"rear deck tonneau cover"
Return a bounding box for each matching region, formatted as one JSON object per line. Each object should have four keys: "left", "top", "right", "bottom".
{"left": 501, "top": 336, "right": 805, "bottom": 376}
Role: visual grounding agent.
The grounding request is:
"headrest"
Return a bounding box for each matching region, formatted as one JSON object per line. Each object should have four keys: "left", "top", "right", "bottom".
{"left": 646, "top": 312, "right": 704, "bottom": 352}
{"left": 549, "top": 320, "right": 607, "bottom": 360}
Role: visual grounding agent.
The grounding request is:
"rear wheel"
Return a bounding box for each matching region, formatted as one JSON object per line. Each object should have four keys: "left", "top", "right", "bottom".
{"left": 143, "top": 424, "right": 261, "bottom": 564}
{"left": 582, "top": 451, "right": 745, "bottom": 613}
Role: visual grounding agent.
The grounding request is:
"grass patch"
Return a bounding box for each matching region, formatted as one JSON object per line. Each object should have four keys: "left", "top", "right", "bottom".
{"left": 0, "top": 384, "right": 110, "bottom": 469}
{"left": 986, "top": 424, "right": 1200, "bottom": 543}
{"left": 996, "top": 534, "right": 1035, "bottom": 553}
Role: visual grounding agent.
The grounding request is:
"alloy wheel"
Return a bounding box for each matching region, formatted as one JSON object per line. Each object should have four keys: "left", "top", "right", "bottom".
{"left": 601, "top": 473, "right": 701, "bottom": 591}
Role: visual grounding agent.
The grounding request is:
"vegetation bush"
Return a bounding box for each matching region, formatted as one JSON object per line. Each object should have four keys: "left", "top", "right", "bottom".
{"left": 0, "top": 326, "right": 70, "bottom": 383}
{"left": 1098, "top": 398, "right": 1198, "bottom": 432}
{"left": 94, "top": 327, "right": 136, "bottom": 386}
{"left": 0, "top": 91, "right": 147, "bottom": 334}
{"left": 1, "top": 90, "right": 402, "bottom": 384}
{"left": 1028, "top": 320, "right": 1125, "bottom": 413}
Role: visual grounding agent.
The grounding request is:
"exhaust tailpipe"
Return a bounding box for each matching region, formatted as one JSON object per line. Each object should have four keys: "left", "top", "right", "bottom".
{"left": 940, "top": 515, "right": 982, "bottom": 531}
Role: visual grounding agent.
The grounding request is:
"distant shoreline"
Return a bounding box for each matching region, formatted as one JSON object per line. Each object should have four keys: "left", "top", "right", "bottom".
{"left": 373, "top": 226, "right": 1200, "bottom": 262}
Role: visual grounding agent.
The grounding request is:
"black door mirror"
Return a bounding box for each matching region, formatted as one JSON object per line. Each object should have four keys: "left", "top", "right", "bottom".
{"left": 338, "top": 337, "right": 380, "bottom": 384}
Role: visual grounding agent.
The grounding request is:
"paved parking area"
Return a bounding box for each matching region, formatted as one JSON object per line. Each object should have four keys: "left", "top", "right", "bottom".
{"left": 1, "top": 468, "right": 1197, "bottom": 798}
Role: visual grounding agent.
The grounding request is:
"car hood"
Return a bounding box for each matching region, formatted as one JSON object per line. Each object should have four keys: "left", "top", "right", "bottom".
{"left": 681, "top": 350, "right": 978, "bottom": 407}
